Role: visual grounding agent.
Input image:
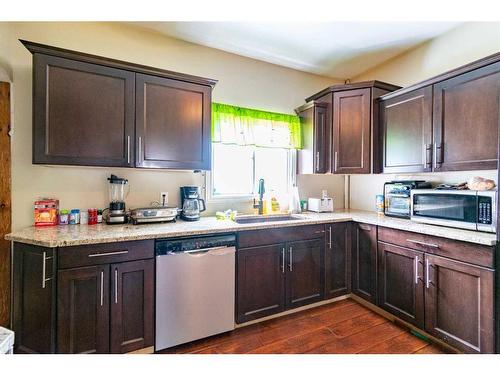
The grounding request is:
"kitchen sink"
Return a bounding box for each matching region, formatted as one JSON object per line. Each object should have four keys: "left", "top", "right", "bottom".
{"left": 234, "top": 214, "right": 308, "bottom": 224}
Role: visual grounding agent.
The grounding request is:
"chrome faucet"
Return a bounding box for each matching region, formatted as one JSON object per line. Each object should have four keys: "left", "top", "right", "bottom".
{"left": 253, "top": 178, "right": 265, "bottom": 215}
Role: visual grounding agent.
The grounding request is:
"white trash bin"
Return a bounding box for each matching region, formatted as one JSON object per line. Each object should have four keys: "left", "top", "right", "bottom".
{"left": 0, "top": 327, "right": 14, "bottom": 354}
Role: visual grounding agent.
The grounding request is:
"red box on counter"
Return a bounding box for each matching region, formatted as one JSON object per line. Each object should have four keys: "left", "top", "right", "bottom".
{"left": 34, "top": 199, "right": 59, "bottom": 226}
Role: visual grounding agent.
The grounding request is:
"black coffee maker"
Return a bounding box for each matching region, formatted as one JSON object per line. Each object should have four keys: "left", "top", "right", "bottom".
{"left": 180, "top": 186, "right": 206, "bottom": 221}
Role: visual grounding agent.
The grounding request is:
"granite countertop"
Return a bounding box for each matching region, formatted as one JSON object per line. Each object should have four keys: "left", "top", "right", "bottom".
{"left": 5, "top": 209, "right": 498, "bottom": 247}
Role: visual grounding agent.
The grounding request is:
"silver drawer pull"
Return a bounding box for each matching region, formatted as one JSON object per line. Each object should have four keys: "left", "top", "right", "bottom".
{"left": 114, "top": 268, "right": 118, "bottom": 304}
{"left": 425, "top": 259, "right": 431, "bottom": 289}
{"left": 88, "top": 250, "right": 129, "bottom": 258}
{"left": 289, "top": 247, "right": 293, "bottom": 272}
{"left": 281, "top": 248, "right": 285, "bottom": 274}
{"left": 314, "top": 230, "right": 325, "bottom": 234}
{"left": 100, "top": 270, "right": 104, "bottom": 306}
{"left": 406, "top": 239, "right": 439, "bottom": 248}
{"left": 328, "top": 226, "right": 332, "bottom": 249}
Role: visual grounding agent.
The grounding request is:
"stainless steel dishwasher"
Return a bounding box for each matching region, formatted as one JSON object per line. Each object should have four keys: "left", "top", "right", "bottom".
{"left": 155, "top": 234, "right": 236, "bottom": 351}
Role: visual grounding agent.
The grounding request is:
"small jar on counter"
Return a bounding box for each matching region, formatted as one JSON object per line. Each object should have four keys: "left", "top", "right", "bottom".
{"left": 69, "top": 209, "right": 80, "bottom": 225}
{"left": 88, "top": 208, "right": 98, "bottom": 225}
{"left": 97, "top": 209, "right": 103, "bottom": 224}
{"left": 80, "top": 211, "right": 89, "bottom": 225}
{"left": 59, "top": 209, "right": 70, "bottom": 225}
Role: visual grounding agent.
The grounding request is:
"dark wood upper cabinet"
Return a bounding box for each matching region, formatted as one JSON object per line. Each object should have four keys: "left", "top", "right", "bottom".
{"left": 57, "top": 265, "right": 110, "bottom": 354}
{"left": 135, "top": 74, "right": 212, "bottom": 170}
{"left": 236, "top": 244, "right": 286, "bottom": 323}
{"left": 324, "top": 223, "right": 351, "bottom": 298}
{"left": 285, "top": 238, "right": 324, "bottom": 309}
{"left": 296, "top": 101, "right": 329, "bottom": 174}
{"left": 432, "top": 62, "right": 500, "bottom": 172}
{"left": 380, "top": 52, "right": 500, "bottom": 173}
{"left": 110, "top": 259, "right": 154, "bottom": 354}
{"left": 377, "top": 242, "right": 424, "bottom": 329}
{"left": 23, "top": 40, "right": 216, "bottom": 170}
{"left": 301, "top": 81, "right": 400, "bottom": 174}
{"left": 380, "top": 86, "right": 433, "bottom": 173}
{"left": 332, "top": 88, "right": 371, "bottom": 174}
{"left": 424, "top": 254, "right": 494, "bottom": 354}
{"left": 33, "top": 54, "right": 136, "bottom": 167}
{"left": 351, "top": 223, "right": 377, "bottom": 304}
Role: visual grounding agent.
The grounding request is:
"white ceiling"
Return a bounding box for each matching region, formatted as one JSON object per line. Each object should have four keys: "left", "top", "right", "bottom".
{"left": 132, "top": 22, "right": 462, "bottom": 79}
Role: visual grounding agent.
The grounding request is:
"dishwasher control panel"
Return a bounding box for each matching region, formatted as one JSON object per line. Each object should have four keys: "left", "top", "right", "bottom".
{"left": 155, "top": 234, "right": 236, "bottom": 255}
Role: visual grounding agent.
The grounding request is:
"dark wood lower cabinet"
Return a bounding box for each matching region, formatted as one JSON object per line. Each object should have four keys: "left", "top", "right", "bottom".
{"left": 12, "top": 244, "right": 57, "bottom": 353}
{"left": 285, "top": 238, "right": 324, "bottom": 309}
{"left": 57, "top": 266, "right": 110, "bottom": 354}
{"left": 424, "top": 254, "right": 494, "bottom": 353}
{"left": 377, "top": 242, "right": 424, "bottom": 329}
{"left": 351, "top": 223, "right": 377, "bottom": 304}
{"left": 325, "top": 223, "right": 350, "bottom": 298}
{"left": 236, "top": 244, "right": 285, "bottom": 323}
{"left": 110, "top": 259, "right": 154, "bottom": 353}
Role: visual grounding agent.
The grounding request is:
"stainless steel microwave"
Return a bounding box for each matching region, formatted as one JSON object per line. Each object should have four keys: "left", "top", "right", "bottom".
{"left": 410, "top": 189, "right": 497, "bottom": 233}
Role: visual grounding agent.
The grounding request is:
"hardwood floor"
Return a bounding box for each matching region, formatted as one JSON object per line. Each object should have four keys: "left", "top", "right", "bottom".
{"left": 157, "top": 298, "right": 448, "bottom": 354}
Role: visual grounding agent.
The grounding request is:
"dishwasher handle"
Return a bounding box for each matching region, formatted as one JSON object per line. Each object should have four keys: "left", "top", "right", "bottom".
{"left": 167, "top": 246, "right": 235, "bottom": 257}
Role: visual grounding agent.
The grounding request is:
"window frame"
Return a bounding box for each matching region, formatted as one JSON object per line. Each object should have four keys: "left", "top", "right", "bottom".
{"left": 207, "top": 144, "right": 297, "bottom": 202}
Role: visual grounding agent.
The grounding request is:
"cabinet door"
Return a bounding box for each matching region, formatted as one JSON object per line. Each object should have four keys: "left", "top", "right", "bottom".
{"left": 285, "top": 238, "right": 324, "bottom": 309}
{"left": 33, "top": 54, "right": 135, "bottom": 167}
{"left": 377, "top": 242, "right": 424, "bottom": 328}
{"left": 110, "top": 259, "right": 154, "bottom": 353}
{"left": 314, "top": 104, "right": 330, "bottom": 173}
{"left": 325, "top": 223, "right": 350, "bottom": 298}
{"left": 424, "top": 254, "right": 494, "bottom": 353}
{"left": 332, "top": 88, "right": 371, "bottom": 174}
{"left": 135, "top": 73, "right": 212, "bottom": 170}
{"left": 351, "top": 223, "right": 377, "bottom": 303}
{"left": 381, "top": 87, "right": 433, "bottom": 173}
{"left": 13, "top": 244, "right": 57, "bottom": 353}
{"left": 236, "top": 245, "right": 285, "bottom": 323}
{"left": 433, "top": 62, "right": 500, "bottom": 171}
{"left": 57, "top": 265, "right": 110, "bottom": 354}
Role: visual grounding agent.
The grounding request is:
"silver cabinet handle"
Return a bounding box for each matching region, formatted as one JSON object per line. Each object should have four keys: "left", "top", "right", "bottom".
{"left": 42, "top": 252, "right": 52, "bottom": 289}
{"left": 127, "top": 136, "right": 131, "bottom": 164}
{"left": 281, "top": 247, "right": 285, "bottom": 274}
{"left": 424, "top": 143, "right": 432, "bottom": 169}
{"left": 114, "top": 268, "right": 118, "bottom": 304}
{"left": 425, "top": 259, "right": 430, "bottom": 289}
{"left": 334, "top": 151, "right": 338, "bottom": 172}
{"left": 138, "top": 136, "right": 143, "bottom": 164}
{"left": 288, "top": 247, "right": 293, "bottom": 272}
{"left": 314, "top": 230, "right": 325, "bottom": 234}
{"left": 414, "top": 256, "right": 419, "bottom": 285}
{"left": 100, "top": 270, "right": 104, "bottom": 307}
{"left": 328, "top": 226, "right": 332, "bottom": 249}
{"left": 406, "top": 239, "right": 439, "bottom": 248}
{"left": 315, "top": 152, "right": 320, "bottom": 171}
{"left": 88, "top": 250, "right": 129, "bottom": 258}
{"left": 434, "top": 142, "right": 443, "bottom": 168}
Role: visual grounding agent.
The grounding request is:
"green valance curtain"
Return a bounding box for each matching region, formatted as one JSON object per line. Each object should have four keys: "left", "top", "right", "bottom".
{"left": 212, "top": 102, "right": 302, "bottom": 149}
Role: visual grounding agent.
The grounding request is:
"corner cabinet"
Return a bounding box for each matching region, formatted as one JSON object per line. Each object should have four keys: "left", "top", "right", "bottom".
{"left": 324, "top": 222, "right": 350, "bottom": 298}
{"left": 24, "top": 40, "right": 216, "bottom": 170}
{"left": 380, "top": 54, "right": 500, "bottom": 173}
{"left": 299, "top": 81, "right": 400, "bottom": 174}
{"left": 351, "top": 223, "right": 377, "bottom": 304}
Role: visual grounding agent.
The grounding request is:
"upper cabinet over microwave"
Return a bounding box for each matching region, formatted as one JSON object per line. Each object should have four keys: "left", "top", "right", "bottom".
{"left": 22, "top": 40, "right": 217, "bottom": 170}
{"left": 296, "top": 81, "right": 401, "bottom": 175}
{"left": 380, "top": 53, "right": 500, "bottom": 174}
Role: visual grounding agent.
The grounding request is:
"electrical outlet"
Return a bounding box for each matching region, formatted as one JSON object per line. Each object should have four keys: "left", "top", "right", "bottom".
{"left": 160, "top": 192, "right": 168, "bottom": 207}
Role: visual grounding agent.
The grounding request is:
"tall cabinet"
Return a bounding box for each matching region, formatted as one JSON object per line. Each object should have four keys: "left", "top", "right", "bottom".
{"left": 297, "top": 81, "right": 400, "bottom": 174}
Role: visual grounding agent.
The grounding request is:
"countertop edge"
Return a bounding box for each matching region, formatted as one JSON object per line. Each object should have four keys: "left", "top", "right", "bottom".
{"left": 5, "top": 212, "right": 498, "bottom": 247}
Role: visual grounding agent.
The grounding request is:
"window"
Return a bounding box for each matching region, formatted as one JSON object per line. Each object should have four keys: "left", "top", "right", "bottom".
{"left": 210, "top": 103, "right": 301, "bottom": 199}
{"left": 211, "top": 143, "right": 295, "bottom": 198}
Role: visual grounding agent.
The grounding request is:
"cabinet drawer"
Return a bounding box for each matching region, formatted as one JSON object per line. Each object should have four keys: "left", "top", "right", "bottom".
{"left": 58, "top": 240, "right": 154, "bottom": 269}
{"left": 377, "top": 227, "right": 493, "bottom": 268}
{"left": 238, "top": 224, "right": 325, "bottom": 248}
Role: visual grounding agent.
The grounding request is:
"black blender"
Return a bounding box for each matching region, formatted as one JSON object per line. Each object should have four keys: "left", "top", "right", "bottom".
{"left": 106, "top": 174, "right": 129, "bottom": 224}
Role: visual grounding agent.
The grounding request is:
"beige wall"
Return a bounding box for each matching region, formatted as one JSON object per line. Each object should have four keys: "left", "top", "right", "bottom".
{"left": 354, "top": 22, "right": 500, "bottom": 86}
{"left": 1, "top": 22, "right": 340, "bottom": 230}
{"left": 349, "top": 22, "right": 500, "bottom": 211}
